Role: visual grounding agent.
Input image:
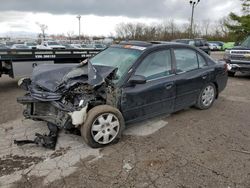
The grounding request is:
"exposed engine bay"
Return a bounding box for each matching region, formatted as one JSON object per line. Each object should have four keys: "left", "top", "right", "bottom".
{"left": 15, "top": 61, "right": 119, "bottom": 149}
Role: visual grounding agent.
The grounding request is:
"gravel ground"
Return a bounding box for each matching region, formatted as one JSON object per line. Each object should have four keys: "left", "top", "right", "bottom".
{"left": 0, "top": 52, "right": 250, "bottom": 188}
{"left": 0, "top": 76, "right": 25, "bottom": 124}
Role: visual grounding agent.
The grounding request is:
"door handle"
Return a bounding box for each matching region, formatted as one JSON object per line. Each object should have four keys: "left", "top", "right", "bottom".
{"left": 165, "top": 83, "right": 174, "bottom": 90}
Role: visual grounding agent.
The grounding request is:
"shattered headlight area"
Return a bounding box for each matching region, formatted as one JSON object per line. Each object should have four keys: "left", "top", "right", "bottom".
{"left": 15, "top": 62, "right": 118, "bottom": 149}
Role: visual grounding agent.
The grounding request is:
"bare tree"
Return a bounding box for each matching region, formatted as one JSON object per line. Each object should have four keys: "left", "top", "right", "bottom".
{"left": 218, "top": 18, "right": 229, "bottom": 36}
{"left": 201, "top": 19, "right": 211, "bottom": 36}
{"left": 167, "top": 19, "right": 178, "bottom": 38}
{"left": 36, "top": 23, "right": 48, "bottom": 41}
{"left": 67, "top": 31, "right": 75, "bottom": 43}
{"left": 115, "top": 19, "right": 233, "bottom": 42}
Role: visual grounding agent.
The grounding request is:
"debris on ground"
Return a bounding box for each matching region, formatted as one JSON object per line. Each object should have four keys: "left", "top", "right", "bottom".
{"left": 123, "top": 161, "right": 133, "bottom": 172}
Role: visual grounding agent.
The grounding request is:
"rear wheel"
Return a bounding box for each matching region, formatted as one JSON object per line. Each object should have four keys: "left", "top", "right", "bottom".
{"left": 81, "top": 105, "right": 125, "bottom": 148}
{"left": 196, "top": 83, "right": 216, "bottom": 110}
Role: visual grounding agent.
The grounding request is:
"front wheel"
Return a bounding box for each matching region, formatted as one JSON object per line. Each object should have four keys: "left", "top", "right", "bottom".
{"left": 81, "top": 105, "right": 125, "bottom": 148}
{"left": 196, "top": 83, "right": 216, "bottom": 110}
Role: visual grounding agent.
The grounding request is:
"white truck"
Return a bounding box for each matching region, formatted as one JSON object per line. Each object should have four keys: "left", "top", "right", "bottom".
{"left": 37, "top": 41, "right": 66, "bottom": 50}
{"left": 0, "top": 48, "right": 102, "bottom": 78}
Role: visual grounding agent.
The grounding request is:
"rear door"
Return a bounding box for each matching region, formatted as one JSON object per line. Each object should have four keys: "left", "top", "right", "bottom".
{"left": 173, "top": 48, "right": 213, "bottom": 111}
{"left": 121, "top": 49, "right": 176, "bottom": 122}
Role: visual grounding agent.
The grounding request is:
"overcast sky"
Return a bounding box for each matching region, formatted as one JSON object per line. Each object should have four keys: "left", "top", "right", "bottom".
{"left": 0, "top": 0, "right": 242, "bottom": 37}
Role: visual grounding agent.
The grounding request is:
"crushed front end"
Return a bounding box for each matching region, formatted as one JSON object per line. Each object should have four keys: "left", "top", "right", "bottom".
{"left": 17, "top": 62, "right": 118, "bottom": 129}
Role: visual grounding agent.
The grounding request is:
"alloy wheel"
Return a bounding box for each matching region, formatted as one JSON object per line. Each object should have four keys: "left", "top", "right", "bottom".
{"left": 201, "top": 85, "right": 215, "bottom": 107}
{"left": 91, "top": 113, "right": 120, "bottom": 144}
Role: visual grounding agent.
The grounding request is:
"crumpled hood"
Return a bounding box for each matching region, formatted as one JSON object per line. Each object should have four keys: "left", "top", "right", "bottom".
{"left": 31, "top": 62, "right": 117, "bottom": 93}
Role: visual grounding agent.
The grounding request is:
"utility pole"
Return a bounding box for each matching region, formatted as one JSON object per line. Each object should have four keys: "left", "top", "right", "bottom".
{"left": 76, "top": 15, "right": 81, "bottom": 43}
{"left": 189, "top": 0, "right": 200, "bottom": 38}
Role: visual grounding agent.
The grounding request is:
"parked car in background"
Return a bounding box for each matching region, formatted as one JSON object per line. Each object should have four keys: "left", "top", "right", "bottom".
{"left": 223, "top": 42, "right": 235, "bottom": 50}
{"left": 37, "top": 41, "right": 66, "bottom": 50}
{"left": 94, "top": 44, "right": 106, "bottom": 49}
{"left": 69, "top": 44, "right": 83, "bottom": 49}
{"left": 209, "top": 41, "right": 224, "bottom": 50}
{"left": 224, "top": 36, "right": 250, "bottom": 76}
{"left": 0, "top": 43, "right": 8, "bottom": 49}
{"left": 208, "top": 42, "right": 220, "bottom": 51}
{"left": 24, "top": 42, "right": 37, "bottom": 49}
{"left": 80, "top": 44, "right": 90, "bottom": 49}
{"left": 5, "top": 42, "right": 15, "bottom": 48}
{"left": 62, "top": 43, "right": 74, "bottom": 49}
{"left": 173, "top": 38, "right": 211, "bottom": 55}
{"left": 11, "top": 44, "right": 30, "bottom": 49}
{"left": 80, "top": 44, "right": 106, "bottom": 49}
{"left": 18, "top": 41, "right": 228, "bottom": 148}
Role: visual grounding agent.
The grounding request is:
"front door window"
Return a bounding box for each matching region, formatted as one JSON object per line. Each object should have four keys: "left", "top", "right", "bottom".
{"left": 135, "top": 50, "right": 173, "bottom": 80}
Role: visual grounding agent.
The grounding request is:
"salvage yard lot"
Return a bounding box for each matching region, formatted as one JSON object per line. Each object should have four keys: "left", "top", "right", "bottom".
{"left": 0, "top": 52, "right": 250, "bottom": 188}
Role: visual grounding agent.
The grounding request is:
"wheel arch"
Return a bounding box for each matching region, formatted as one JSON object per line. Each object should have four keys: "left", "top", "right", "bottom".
{"left": 213, "top": 81, "right": 219, "bottom": 99}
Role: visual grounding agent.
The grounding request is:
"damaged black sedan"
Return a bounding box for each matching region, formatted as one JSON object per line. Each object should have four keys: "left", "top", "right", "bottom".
{"left": 17, "top": 41, "right": 228, "bottom": 148}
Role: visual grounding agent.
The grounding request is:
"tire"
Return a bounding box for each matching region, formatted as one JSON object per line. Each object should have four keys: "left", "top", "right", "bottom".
{"left": 81, "top": 105, "right": 125, "bottom": 148}
{"left": 196, "top": 83, "right": 216, "bottom": 110}
{"left": 228, "top": 71, "right": 236, "bottom": 77}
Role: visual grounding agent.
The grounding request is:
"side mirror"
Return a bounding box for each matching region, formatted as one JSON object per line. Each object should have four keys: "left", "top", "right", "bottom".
{"left": 128, "top": 75, "right": 146, "bottom": 85}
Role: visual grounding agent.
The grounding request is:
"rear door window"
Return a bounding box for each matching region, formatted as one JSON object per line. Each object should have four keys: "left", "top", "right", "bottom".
{"left": 174, "top": 49, "right": 199, "bottom": 73}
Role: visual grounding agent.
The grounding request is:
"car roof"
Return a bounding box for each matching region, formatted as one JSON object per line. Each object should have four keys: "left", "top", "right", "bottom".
{"left": 116, "top": 40, "right": 192, "bottom": 51}
{"left": 174, "top": 39, "right": 191, "bottom": 41}
{"left": 119, "top": 40, "right": 153, "bottom": 47}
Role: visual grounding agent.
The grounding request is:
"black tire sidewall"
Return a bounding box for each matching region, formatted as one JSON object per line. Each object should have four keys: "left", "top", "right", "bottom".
{"left": 196, "top": 83, "right": 216, "bottom": 110}
{"left": 81, "top": 105, "right": 125, "bottom": 148}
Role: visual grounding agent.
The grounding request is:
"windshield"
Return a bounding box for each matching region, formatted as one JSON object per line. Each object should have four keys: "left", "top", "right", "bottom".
{"left": 241, "top": 36, "right": 250, "bottom": 48}
{"left": 90, "top": 47, "right": 142, "bottom": 82}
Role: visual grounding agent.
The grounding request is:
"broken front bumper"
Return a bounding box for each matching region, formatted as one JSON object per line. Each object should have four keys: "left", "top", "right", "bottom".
{"left": 227, "top": 62, "right": 250, "bottom": 73}
{"left": 17, "top": 95, "right": 70, "bottom": 127}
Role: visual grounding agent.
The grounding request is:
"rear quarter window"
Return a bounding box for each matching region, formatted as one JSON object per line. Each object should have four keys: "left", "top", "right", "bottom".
{"left": 197, "top": 54, "right": 207, "bottom": 68}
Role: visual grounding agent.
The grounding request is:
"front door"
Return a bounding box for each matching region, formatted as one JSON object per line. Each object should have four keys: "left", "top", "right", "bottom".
{"left": 121, "top": 49, "right": 176, "bottom": 122}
